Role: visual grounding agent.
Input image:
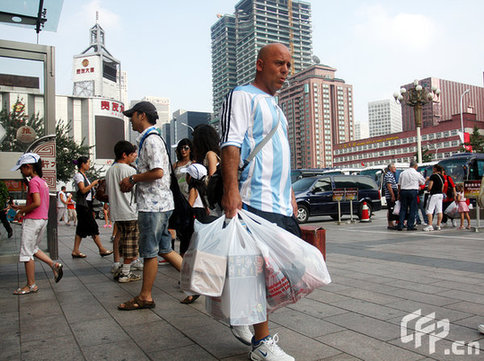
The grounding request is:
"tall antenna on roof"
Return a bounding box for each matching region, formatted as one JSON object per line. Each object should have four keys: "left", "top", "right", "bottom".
{"left": 96, "top": 11, "right": 99, "bottom": 23}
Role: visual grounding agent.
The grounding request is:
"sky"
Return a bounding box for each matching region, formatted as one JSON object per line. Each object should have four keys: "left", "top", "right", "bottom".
{"left": 1, "top": 0, "right": 483, "bottom": 128}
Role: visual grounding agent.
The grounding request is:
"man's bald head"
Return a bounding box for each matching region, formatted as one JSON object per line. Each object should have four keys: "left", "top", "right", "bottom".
{"left": 257, "top": 43, "right": 290, "bottom": 61}
{"left": 253, "top": 43, "right": 292, "bottom": 95}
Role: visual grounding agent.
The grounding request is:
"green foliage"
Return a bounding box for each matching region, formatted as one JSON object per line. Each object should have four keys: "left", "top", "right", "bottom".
{"left": 465, "top": 126, "right": 484, "bottom": 153}
{"left": 0, "top": 98, "right": 93, "bottom": 183}
{"left": 0, "top": 181, "right": 9, "bottom": 208}
{"left": 415, "top": 147, "right": 433, "bottom": 163}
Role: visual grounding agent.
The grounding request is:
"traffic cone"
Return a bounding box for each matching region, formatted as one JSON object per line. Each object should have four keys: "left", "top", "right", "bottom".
{"left": 360, "top": 202, "right": 370, "bottom": 222}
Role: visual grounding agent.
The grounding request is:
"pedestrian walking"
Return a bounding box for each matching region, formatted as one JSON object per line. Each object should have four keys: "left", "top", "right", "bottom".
{"left": 117, "top": 101, "right": 184, "bottom": 310}
{"left": 397, "top": 160, "right": 426, "bottom": 231}
{"left": 0, "top": 181, "right": 13, "bottom": 238}
{"left": 105, "top": 140, "right": 143, "bottom": 283}
{"left": 66, "top": 193, "right": 77, "bottom": 226}
{"left": 220, "top": 43, "right": 299, "bottom": 361}
{"left": 56, "top": 186, "right": 69, "bottom": 225}
{"left": 10, "top": 153, "right": 63, "bottom": 294}
{"left": 456, "top": 183, "right": 471, "bottom": 229}
{"left": 102, "top": 202, "right": 113, "bottom": 228}
{"left": 441, "top": 169, "right": 457, "bottom": 227}
{"left": 71, "top": 156, "right": 112, "bottom": 258}
{"left": 424, "top": 164, "right": 445, "bottom": 231}
{"left": 384, "top": 163, "right": 399, "bottom": 230}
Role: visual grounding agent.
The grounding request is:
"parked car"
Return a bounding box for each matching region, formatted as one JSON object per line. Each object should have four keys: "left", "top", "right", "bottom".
{"left": 291, "top": 168, "right": 329, "bottom": 183}
{"left": 294, "top": 174, "right": 382, "bottom": 223}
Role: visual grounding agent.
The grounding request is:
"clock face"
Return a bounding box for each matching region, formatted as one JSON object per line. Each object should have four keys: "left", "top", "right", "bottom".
{"left": 73, "top": 81, "right": 94, "bottom": 96}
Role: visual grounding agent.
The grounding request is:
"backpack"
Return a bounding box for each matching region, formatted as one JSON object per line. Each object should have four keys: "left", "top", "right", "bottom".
{"left": 206, "top": 165, "right": 223, "bottom": 209}
{"left": 442, "top": 175, "right": 455, "bottom": 200}
{"left": 95, "top": 179, "right": 109, "bottom": 203}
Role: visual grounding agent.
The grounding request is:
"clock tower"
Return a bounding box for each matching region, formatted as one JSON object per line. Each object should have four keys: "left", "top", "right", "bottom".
{"left": 72, "top": 12, "right": 123, "bottom": 101}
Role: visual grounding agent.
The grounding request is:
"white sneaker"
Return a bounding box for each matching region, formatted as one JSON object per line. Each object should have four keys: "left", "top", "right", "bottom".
{"left": 111, "top": 262, "right": 121, "bottom": 274}
{"left": 451, "top": 219, "right": 456, "bottom": 227}
{"left": 230, "top": 325, "right": 253, "bottom": 346}
{"left": 118, "top": 272, "right": 141, "bottom": 283}
{"left": 249, "top": 334, "right": 294, "bottom": 361}
{"left": 423, "top": 225, "right": 434, "bottom": 232}
{"left": 435, "top": 225, "right": 441, "bottom": 231}
{"left": 478, "top": 324, "right": 484, "bottom": 334}
{"left": 131, "top": 259, "right": 144, "bottom": 270}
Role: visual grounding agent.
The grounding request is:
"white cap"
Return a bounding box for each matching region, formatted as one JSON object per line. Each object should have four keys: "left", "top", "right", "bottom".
{"left": 180, "top": 163, "right": 207, "bottom": 180}
{"left": 10, "top": 152, "right": 40, "bottom": 171}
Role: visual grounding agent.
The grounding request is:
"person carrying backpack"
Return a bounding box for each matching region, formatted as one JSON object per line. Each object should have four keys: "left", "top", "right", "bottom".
{"left": 441, "top": 168, "right": 457, "bottom": 227}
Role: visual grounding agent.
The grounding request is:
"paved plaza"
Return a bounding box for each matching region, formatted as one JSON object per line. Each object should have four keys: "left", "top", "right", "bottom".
{"left": 1, "top": 211, "right": 483, "bottom": 361}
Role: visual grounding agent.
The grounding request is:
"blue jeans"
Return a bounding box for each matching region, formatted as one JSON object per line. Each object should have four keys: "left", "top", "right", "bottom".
{"left": 398, "top": 190, "right": 418, "bottom": 229}
{"left": 138, "top": 210, "right": 173, "bottom": 258}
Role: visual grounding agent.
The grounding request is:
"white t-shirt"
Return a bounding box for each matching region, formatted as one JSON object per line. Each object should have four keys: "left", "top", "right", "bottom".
{"left": 105, "top": 163, "right": 138, "bottom": 221}
{"left": 73, "top": 172, "right": 93, "bottom": 201}
{"left": 57, "top": 190, "right": 67, "bottom": 208}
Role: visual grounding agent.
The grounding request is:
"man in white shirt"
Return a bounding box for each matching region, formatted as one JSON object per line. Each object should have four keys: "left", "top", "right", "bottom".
{"left": 57, "top": 186, "right": 68, "bottom": 225}
{"left": 397, "top": 160, "right": 426, "bottom": 231}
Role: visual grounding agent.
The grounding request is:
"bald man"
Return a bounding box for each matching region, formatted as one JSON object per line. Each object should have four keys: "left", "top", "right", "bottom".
{"left": 220, "top": 43, "right": 298, "bottom": 361}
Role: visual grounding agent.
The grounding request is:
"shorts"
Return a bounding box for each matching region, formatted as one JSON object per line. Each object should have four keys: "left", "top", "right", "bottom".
{"left": 426, "top": 193, "right": 444, "bottom": 215}
{"left": 116, "top": 220, "right": 140, "bottom": 259}
{"left": 138, "top": 210, "right": 173, "bottom": 258}
{"left": 19, "top": 218, "right": 48, "bottom": 262}
{"left": 243, "top": 204, "right": 301, "bottom": 238}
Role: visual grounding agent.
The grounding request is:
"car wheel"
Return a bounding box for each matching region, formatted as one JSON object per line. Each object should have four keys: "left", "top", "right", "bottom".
{"left": 296, "top": 205, "right": 309, "bottom": 223}
{"left": 359, "top": 202, "right": 373, "bottom": 219}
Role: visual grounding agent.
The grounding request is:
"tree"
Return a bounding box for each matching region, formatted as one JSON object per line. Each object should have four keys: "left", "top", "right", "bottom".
{"left": 465, "top": 125, "right": 484, "bottom": 153}
{"left": 1, "top": 99, "right": 93, "bottom": 183}
{"left": 414, "top": 147, "right": 433, "bottom": 163}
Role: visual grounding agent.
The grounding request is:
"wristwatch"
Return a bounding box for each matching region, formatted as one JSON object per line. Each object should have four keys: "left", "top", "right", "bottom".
{"left": 129, "top": 175, "right": 135, "bottom": 184}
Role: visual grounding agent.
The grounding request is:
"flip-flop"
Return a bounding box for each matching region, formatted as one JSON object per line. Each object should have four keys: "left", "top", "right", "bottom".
{"left": 99, "top": 250, "right": 113, "bottom": 257}
{"left": 118, "top": 296, "right": 155, "bottom": 311}
{"left": 13, "top": 284, "right": 39, "bottom": 295}
{"left": 52, "top": 262, "right": 63, "bottom": 283}
{"left": 180, "top": 295, "right": 200, "bottom": 304}
{"left": 71, "top": 253, "right": 87, "bottom": 258}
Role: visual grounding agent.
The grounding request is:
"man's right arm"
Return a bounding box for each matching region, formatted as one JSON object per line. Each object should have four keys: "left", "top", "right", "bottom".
{"left": 221, "top": 145, "right": 241, "bottom": 218}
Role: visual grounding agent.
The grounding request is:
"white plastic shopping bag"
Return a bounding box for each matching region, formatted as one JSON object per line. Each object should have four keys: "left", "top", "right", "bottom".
{"left": 206, "top": 217, "right": 267, "bottom": 326}
{"left": 238, "top": 209, "right": 331, "bottom": 312}
{"left": 180, "top": 216, "right": 231, "bottom": 297}
{"left": 392, "top": 200, "right": 401, "bottom": 215}
{"left": 444, "top": 201, "right": 458, "bottom": 219}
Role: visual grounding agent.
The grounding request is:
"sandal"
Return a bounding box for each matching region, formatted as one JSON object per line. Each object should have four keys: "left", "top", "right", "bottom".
{"left": 180, "top": 295, "right": 200, "bottom": 304}
{"left": 118, "top": 296, "right": 155, "bottom": 311}
{"left": 99, "top": 250, "right": 113, "bottom": 257}
{"left": 71, "top": 253, "right": 87, "bottom": 258}
{"left": 13, "top": 284, "right": 39, "bottom": 295}
{"left": 52, "top": 262, "right": 63, "bottom": 283}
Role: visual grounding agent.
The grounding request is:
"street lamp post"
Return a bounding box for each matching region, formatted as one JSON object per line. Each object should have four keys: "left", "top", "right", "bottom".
{"left": 394, "top": 80, "right": 440, "bottom": 164}
{"left": 460, "top": 89, "right": 470, "bottom": 145}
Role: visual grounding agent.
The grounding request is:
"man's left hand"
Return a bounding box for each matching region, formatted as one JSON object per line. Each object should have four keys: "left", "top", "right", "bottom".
{"left": 119, "top": 177, "right": 134, "bottom": 193}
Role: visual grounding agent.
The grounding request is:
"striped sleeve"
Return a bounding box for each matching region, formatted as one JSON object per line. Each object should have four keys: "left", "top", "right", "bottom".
{"left": 220, "top": 88, "right": 251, "bottom": 149}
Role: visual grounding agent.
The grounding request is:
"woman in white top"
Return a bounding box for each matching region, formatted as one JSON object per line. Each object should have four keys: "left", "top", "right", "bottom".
{"left": 71, "top": 156, "right": 112, "bottom": 258}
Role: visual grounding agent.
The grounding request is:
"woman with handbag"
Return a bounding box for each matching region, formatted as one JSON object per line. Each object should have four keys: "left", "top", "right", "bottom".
{"left": 71, "top": 156, "right": 112, "bottom": 258}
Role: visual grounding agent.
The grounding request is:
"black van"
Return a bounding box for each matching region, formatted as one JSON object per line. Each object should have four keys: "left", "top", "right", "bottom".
{"left": 293, "top": 174, "right": 382, "bottom": 223}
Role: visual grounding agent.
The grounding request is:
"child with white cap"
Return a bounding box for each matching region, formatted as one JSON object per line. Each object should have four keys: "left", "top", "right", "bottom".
{"left": 11, "top": 153, "right": 63, "bottom": 295}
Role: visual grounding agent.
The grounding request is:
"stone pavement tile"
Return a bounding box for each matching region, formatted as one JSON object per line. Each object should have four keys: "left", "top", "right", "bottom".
{"left": 453, "top": 315, "right": 484, "bottom": 330}
{"left": 0, "top": 312, "right": 19, "bottom": 334}
{"left": 305, "top": 288, "right": 355, "bottom": 304}
{"left": 379, "top": 279, "right": 451, "bottom": 295}
{"left": 162, "top": 312, "right": 225, "bottom": 331}
{"left": 379, "top": 288, "right": 459, "bottom": 307}
{"left": 147, "top": 344, "right": 219, "bottom": 361}
{"left": 317, "top": 353, "right": 363, "bottom": 361}
{"left": 124, "top": 319, "right": 194, "bottom": 353}
{"left": 55, "top": 288, "right": 98, "bottom": 305}
{"left": 384, "top": 300, "right": 472, "bottom": 323}
{"left": 331, "top": 287, "right": 404, "bottom": 306}
{"left": 435, "top": 289, "right": 484, "bottom": 304}
{"left": 60, "top": 298, "right": 112, "bottom": 323}
{"left": 318, "top": 282, "right": 351, "bottom": 293}
{"left": 108, "top": 305, "right": 163, "bottom": 327}
{"left": 444, "top": 301, "right": 484, "bottom": 316}
{"left": 1, "top": 333, "right": 20, "bottom": 360}
{"left": 329, "top": 275, "right": 405, "bottom": 294}
{"left": 428, "top": 270, "right": 484, "bottom": 284}
{"left": 269, "top": 308, "right": 345, "bottom": 338}
{"left": 70, "top": 317, "right": 130, "bottom": 347}
{"left": 19, "top": 313, "right": 71, "bottom": 342}
{"left": 316, "top": 330, "right": 423, "bottom": 361}
{"left": 431, "top": 280, "right": 484, "bottom": 295}
{"left": 19, "top": 296, "right": 64, "bottom": 321}
{"left": 0, "top": 297, "right": 20, "bottom": 316}
{"left": 388, "top": 334, "right": 483, "bottom": 360}
{"left": 331, "top": 299, "right": 406, "bottom": 321}
{"left": 83, "top": 339, "right": 150, "bottom": 361}
{"left": 20, "top": 335, "right": 84, "bottom": 361}
{"left": 287, "top": 296, "right": 349, "bottom": 318}
{"left": 176, "top": 320, "right": 249, "bottom": 359}
{"left": 324, "top": 312, "right": 401, "bottom": 342}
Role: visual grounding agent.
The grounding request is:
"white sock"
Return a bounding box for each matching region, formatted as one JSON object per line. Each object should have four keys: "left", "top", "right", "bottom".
{"left": 121, "top": 263, "right": 130, "bottom": 275}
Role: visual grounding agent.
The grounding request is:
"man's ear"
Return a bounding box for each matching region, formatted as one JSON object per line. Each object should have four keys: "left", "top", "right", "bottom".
{"left": 256, "top": 58, "right": 264, "bottom": 72}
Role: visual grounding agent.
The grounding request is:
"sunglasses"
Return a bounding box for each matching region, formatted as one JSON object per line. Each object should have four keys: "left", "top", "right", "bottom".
{"left": 181, "top": 146, "right": 190, "bottom": 151}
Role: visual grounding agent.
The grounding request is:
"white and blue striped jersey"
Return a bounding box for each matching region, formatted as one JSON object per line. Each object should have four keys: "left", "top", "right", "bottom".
{"left": 220, "top": 84, "right": 293, "bottom": 217}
